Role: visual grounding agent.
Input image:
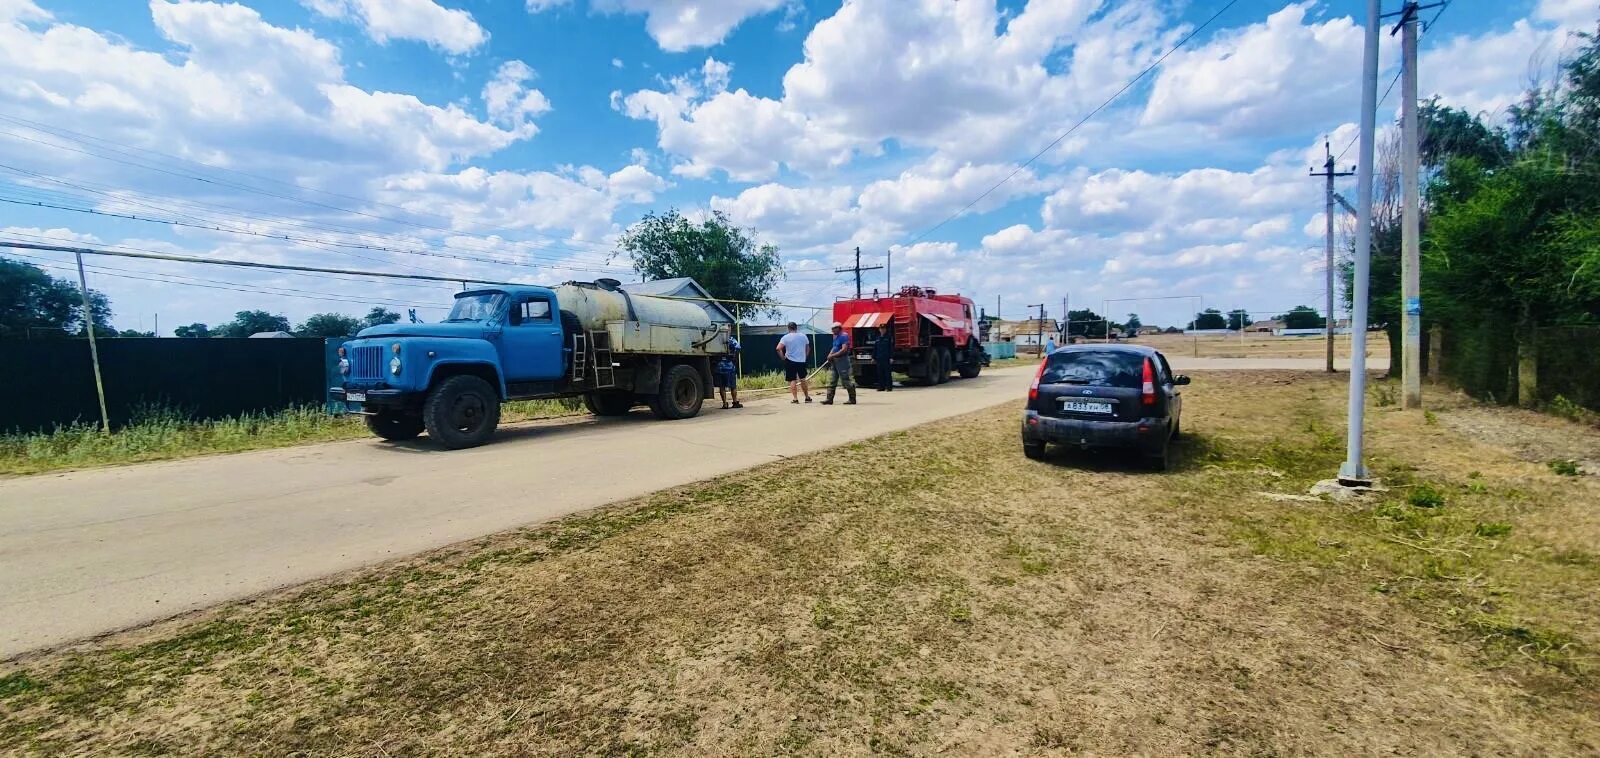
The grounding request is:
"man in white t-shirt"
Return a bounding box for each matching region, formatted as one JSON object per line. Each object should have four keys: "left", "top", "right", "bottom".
{"left": 777, "top": 322, "right": 814, "bottom": 404}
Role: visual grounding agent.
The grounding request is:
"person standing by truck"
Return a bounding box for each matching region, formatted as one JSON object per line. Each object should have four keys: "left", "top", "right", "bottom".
{"left": 715, "top": 335, "right": 743, "bottom": 409}
{"left": 873, "top": 324, "right": 894, "bottom": 392}
{"left": 822, "top": 321, "right": 857, "bottom": 405}
{"left": 777, "top": 322, "right": 813, "bottom": 404}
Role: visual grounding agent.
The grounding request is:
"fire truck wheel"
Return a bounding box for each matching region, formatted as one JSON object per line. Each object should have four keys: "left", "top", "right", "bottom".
{"left": 936, "top": 347, "right": 953, "bottom": 384}
{"left": 957, "top": 340, "right": 982, "bottom": 378}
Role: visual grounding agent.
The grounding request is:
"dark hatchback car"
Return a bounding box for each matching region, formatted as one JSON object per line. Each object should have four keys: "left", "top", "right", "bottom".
{"left": 1021, "top": 344, "right": 1189, "bottom": 470}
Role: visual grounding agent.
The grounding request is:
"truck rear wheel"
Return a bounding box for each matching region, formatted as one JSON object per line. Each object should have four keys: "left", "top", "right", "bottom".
{"left": 584, "top": 389, "right": 634, "bottom": 417}
{"left": 365, "top": 410, "right": 423, "bottom": 441}
{"left": 424, "top": 374, "right": 500, "bottom": 449}
{"left": 936, "top": 347, "right": 953, "bottom": 384}
{"left": 650, "top": 364, "right": 704, "bottom": 420}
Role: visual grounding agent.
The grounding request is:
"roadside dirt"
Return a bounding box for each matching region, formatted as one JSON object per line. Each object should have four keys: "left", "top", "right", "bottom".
{"left": 1, "top": 371, "right": 1595, "bottom": 754}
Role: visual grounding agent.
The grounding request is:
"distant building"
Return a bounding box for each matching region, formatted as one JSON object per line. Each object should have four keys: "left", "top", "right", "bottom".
{"left": 248, "top": 331, "right": 294, "bottom": 339}
{"left": 621, "top": 277, "right": 736, "bottom": 325}
{"left": 1251, "top": 319, "right": 1286, "bottom": 333}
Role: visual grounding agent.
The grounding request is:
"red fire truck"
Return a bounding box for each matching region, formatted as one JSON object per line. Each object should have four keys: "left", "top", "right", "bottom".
{"left": 833, "top": 285, "right": 988, "bottom": 385}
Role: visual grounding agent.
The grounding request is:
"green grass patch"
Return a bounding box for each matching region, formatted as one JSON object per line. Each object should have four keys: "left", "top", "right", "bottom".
{"left": 1548, "top": 459, "right": 1581, "bottom": 477}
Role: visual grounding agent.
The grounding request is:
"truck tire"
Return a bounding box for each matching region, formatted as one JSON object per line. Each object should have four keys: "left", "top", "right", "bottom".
{"left": 910, "top": 349, "right": 936, "bottom": 385}
{"left": 649, "top": 363, "right": 704, "bottom": 420}
{"left": 423, "top": 375, "right": 501, "bottom": 449}
{"left": 584, "top": 389, "right": 634, "bottom": 417}
{"left": 958, "top": 340, "right": 982, "bottom": 378}
{"left": 936, "top": 347, "right": 953, "bottom": 384}
{"left": 365, "top": 410, "right": 423, "bottom": 441}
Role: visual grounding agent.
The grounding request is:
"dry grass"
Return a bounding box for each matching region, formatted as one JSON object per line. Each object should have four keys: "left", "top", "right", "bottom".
{"left": 1, "top": 371, "right": 1596, "bottom": 754}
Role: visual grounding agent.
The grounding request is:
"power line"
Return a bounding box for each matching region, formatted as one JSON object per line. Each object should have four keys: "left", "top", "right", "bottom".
{"left": 902, "top": 0, "right": 1243, "bottom": 247}
{"left": 1333, "top": 0, "right": 1450, "bottom": 163}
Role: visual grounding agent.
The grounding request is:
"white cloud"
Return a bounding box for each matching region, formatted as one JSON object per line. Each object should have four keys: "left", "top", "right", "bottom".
{"left": 711, "top": 182, "right": 858, "bottom": 250}
{"left": 1141, "top": 3, "right": 1371, "bottom": 136}
{"left": 1421, "top": 20, "right": 1577, "bottom": 117}
{"left": 525, "top": 0, "right": 785, "bottom": 51}
{"left": 377, "top": 163, "right": 667, "bottom": 241}
{"left": 302, "top": 0, "right": 487, "bottom": 55}
{"left": 1536, "top": 0, "right": 1597, "bottom": 27}
{"left": 482, "top": 60, "right": 551, "bottom": 132}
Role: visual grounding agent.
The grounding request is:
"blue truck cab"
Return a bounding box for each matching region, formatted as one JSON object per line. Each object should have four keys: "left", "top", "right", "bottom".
{"left": 332, "top": 282, "right": 723, "bottom": 449}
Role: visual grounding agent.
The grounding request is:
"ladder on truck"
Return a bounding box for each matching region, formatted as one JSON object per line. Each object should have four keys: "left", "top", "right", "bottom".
{"left": 571, "top": 331, "right": 615, "bottom": 387}
{"left": 892, "top": 299, "right": 918, "bottom": 346}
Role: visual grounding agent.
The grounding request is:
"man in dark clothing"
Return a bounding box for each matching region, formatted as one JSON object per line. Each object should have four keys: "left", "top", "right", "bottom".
{"left": 873, "top": 324, "right": 895, "bottom": 391}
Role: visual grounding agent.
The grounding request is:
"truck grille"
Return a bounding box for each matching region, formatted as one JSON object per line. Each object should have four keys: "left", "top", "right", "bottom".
{"left": 351, "top": 346, "right": 384, "bottom": 379}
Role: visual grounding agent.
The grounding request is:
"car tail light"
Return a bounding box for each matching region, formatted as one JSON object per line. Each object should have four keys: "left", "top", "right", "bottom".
{"left": 1142, "top": 358, "right": 1156, "bottom": 406}
{"left": 1028, "top": 359, "right": 1048, "bottom": 402}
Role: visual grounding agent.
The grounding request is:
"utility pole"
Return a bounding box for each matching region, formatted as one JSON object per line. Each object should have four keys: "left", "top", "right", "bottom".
{"left": 835, "top": 247, "right": 883, "bottom": 299}
{"left": 1394, "top": 1, "right": 1435, "bottom": 409}
{"left": 886, "top": 249, "right": 892, "bottom": 293}
{"left": 1028, "top": 304, "right": 1045, "bottom": 355}
{"left": 1341, "top": 0, "right": 1382, "bottom": 485}
{"left": 1312, "top": 140, "right": 1355, "bottom": 373}
{"left": 73, "top": 252, "right": 111, "bottom": 433}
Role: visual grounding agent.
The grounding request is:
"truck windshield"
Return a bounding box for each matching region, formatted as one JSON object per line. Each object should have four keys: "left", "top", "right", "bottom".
{"left": 1040, "top": 351, "right": 1142, "bottom": 387}
{"left": 445, "top": 293, "right": 504, "bottom": 322}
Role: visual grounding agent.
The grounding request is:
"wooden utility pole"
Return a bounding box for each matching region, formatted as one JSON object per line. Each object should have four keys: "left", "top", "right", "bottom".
{"left": 1028, "top": 303, "right": 1045, "bottom": 355}
{"left": 835, "top": 247, "right": 883, "bottom": 299}
{"left": 1312, "top": 140, "right": 1354, "bottom": 373}
{"left": 73, "top": 252, "right": 111, "bottom": 432}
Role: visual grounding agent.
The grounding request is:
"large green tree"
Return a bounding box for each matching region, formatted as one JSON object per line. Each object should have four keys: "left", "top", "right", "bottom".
{"left": 0, "top": 257, "right": 113, "bottom": 338}
{"left": 1065, "top": 308, "right": 1107, "bottom": 338}
{"left": 296, "top": 313, "right": 362, "bottom": 338}
{"left": 616, "top": 209, "right": 782, "bottom": 316}
{"left": 361, "top": 307, "right": 401, "bottom": 329}
{"left": 173, "top": 322, "right": 210, "bottom": 338}
{"left": 1189, "top": 309, "right": 1226, "bottom": 330}
{"left": 217, "top": 310, "right": 291, "bottom": 338}
{"left": 1277, "top": 306, "right": 1326, "bottom": 330}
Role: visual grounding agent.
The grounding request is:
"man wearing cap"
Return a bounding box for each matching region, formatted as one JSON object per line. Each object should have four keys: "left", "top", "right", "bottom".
{"left": 821, "top": 321, "right": 857, "bottom": 405}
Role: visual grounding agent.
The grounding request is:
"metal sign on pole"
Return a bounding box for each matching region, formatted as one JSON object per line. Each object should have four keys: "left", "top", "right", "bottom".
{"left": 1340, "top": 0, "right": 1382, "bottom": 484}
{"left": 72, "top": 252, "right": 111, "bottom": 433}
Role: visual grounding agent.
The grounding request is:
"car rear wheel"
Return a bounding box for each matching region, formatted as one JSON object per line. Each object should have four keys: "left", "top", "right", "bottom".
{"left": 365, "top": 410, "right": 423, "bottom": 441}
{"left": 424, "top": 375, "right": 500, "bottom": 449}
{"left": 1144, "top": 438, "right": 1170, "bottom": 471}
{"left": 650, "top": 364, "right": 704, "bottom": 420}
{"left": 1022, "top": 439, "right": 1047, "bottom": 460}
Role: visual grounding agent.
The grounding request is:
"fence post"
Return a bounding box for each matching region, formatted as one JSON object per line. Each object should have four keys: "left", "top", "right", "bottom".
{"left": 73, "top": 252, "right": 111, "bottom": 433}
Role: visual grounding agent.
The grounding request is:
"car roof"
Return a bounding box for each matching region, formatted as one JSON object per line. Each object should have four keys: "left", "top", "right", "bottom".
{"left": 1050, "top": 343, "right": 1160, "bottom": 356}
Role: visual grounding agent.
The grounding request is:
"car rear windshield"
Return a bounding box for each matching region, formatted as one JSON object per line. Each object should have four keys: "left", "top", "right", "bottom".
{"left": 1040, "top": 351, "right": 1144, "bottom": 387}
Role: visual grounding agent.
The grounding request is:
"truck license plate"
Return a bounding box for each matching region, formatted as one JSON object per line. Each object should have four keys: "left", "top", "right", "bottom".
{"left": 346, "top": 391, "right": 366, "bottom": 403}
{"left": 1061, "top": 400, "right": 1111, "bottom": 414}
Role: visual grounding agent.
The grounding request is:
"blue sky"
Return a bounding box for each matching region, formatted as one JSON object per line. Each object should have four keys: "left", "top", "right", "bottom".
{"left": 0, "top": 0, "right": 1592, "bottom": 332}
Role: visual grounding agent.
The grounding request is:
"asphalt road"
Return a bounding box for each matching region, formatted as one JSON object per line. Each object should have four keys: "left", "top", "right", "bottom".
{"left": 0, "top": 356, "right": 1385, "bottom": 659}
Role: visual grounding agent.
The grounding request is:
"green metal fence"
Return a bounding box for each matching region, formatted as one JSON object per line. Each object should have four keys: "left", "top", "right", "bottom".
{"left": 0, "top": 338, "right": 328, "bottom": 433}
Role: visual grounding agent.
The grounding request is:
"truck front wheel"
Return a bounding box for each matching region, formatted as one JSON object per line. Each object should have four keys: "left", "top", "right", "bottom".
{"left": 936, "top": 347, "right": 953, "bottom": 384}
{"left": 650, "top": 364, "right": 704, "bottom": 420}
{"left": 958, "top": 341, "right": 982, "bottom": 378}
{"left": 365, "top": 410, "right": 423, "bottom": 441}
{"left": 585, "top": 389, "right": 634, "bottom": 417}
{"left": 424, "top": 375, "right": 501, "bottom": 449}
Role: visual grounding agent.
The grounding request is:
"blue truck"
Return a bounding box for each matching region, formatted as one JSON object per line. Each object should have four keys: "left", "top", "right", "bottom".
{"left": 333, "top": 278, "right": 731, "bottom": 449}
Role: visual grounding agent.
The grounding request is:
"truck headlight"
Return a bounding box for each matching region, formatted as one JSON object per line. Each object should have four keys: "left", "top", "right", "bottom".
{"left": 390, "top": 356, "right": 402, "bottom": 375}
{"left": 339, "top": 358, "right": 350, "bottom": 375}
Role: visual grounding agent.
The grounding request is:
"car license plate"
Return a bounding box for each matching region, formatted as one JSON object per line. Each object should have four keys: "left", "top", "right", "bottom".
{"left": 346, "top": 391, "right": 366, "bottom": 403}
{"left": 1061, "top": 400, "right": 1112, "bottom": 414}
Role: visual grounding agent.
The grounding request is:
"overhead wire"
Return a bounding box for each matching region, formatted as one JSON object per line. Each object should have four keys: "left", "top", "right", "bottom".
{"left": 1333, "top": 1, "right": 1452, "bottom": 163}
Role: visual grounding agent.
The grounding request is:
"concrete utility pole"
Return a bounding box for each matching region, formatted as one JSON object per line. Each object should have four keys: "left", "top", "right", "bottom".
{"left": 1341, "top": 0, "right": 1382, "bottom": 484}
{"left": 1312, "top": 140, "right": 1355, "bottom": 373}
{"left": 1394, "top": 1, "right": 1434, "bottom": 409}
{"left": 835, "top": 247, "right": 883, "bottom": 299}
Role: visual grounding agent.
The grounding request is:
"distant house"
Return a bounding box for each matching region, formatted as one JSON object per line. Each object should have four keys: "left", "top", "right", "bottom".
{"left": 1135, "top": 326, "right": 1162, "bottom": 336}
{"left": 1001, "top": 318, "right": 1061, "bottom": 350}
{"left": 1251, "top": 319, "right": 1286, "bottom": 333}
{"left": 248, "top": 331, "right": 294, "bottom": 339}
{"left": 621, "top": 277, "right": 736, "bottom": 325}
